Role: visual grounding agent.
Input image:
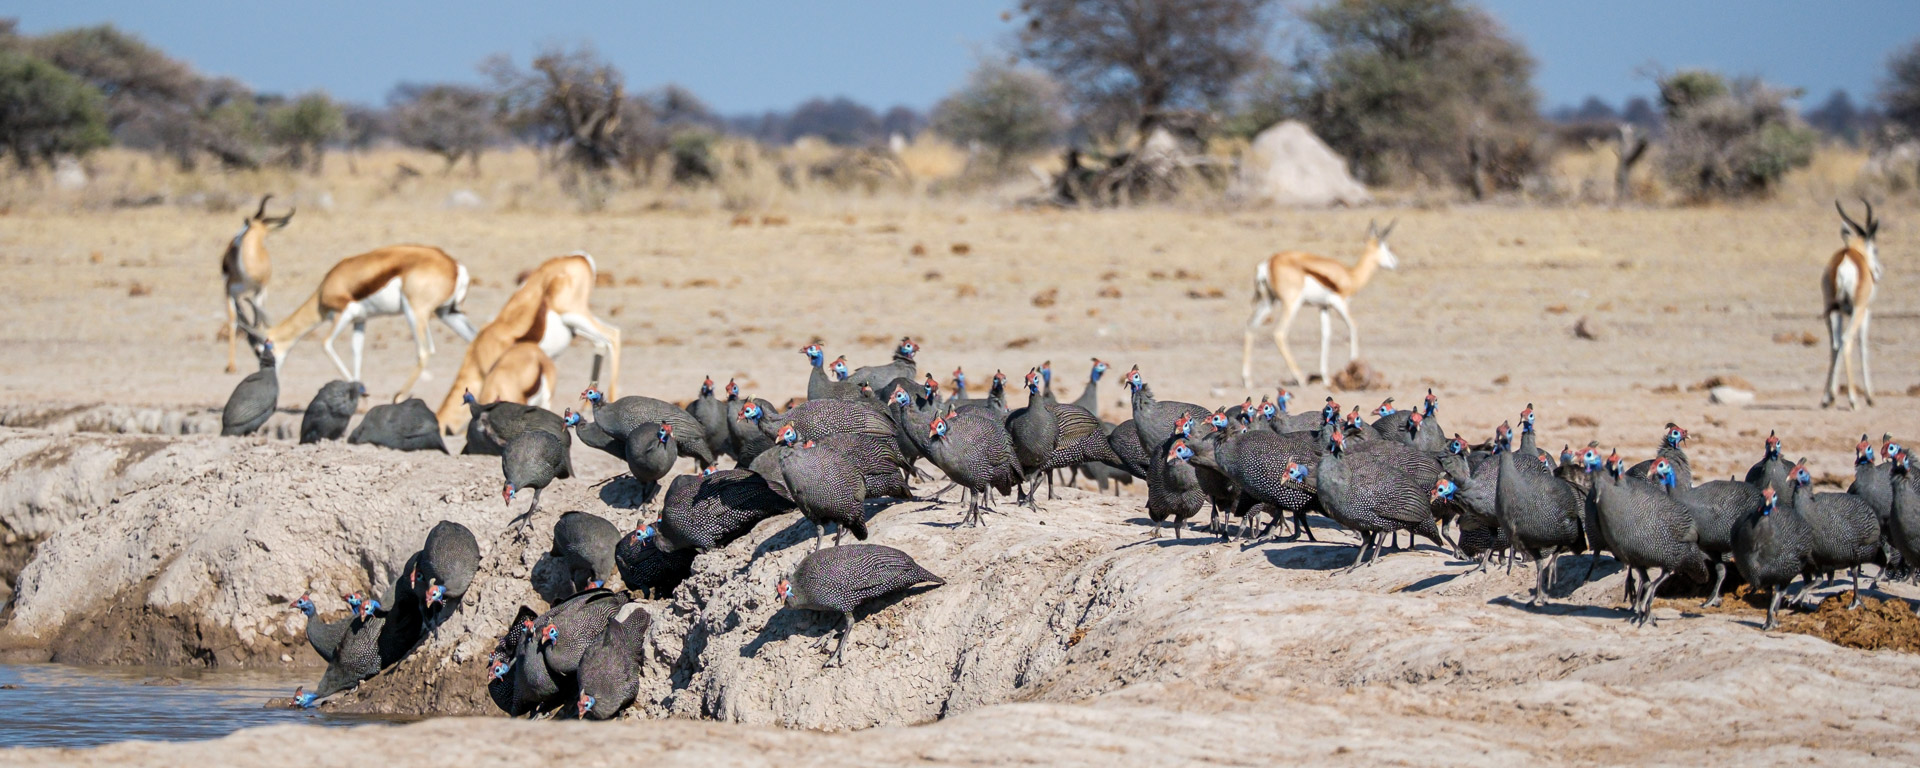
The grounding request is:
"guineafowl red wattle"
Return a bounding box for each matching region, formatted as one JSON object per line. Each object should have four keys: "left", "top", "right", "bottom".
{"left": 686, "top": 376, "right": 735, "bottom": 464}
{"left": 1309, "top": 428, "right": 1448, "bottom": 571}
{"left": 844, "top": 337, "right": 919, "bottom": 390}
{"left": 576, "top": 601, "right": 649, "bottom": 720}
{"left": 221, "top": 339, "right": 279, "bottom": 436}
{"left": 778, "top": 544, "right": 943, "bottom": 668}
{"left": 766, "top": 439, "right": 870, "bottom": 549}
{"left": 1008, "top": 369, "right": 1120, "bottom": 509}
{"left": 582, "top": 388, "right": 716, "bottom": 468}
{"left": 924, "top": 409, "right": 1025, "bottom": 527}
{"left": 1491, "top": 421, "right": 1587, "bottom": 606}
{"left": 654, "top": 468, "right": 795, "bottom": 552}
{"left": 1733, "top": 486, "right": 1817, "bottom": 630}
{"left": 1787, "top": 461, "right": 1881, "bottom": 609}
{"left": 348, "top": 398, "right": 447, "bottom": 453}
{"left": 1626, "top": 423, "right": 1692, "bottom": 488}
{"left": 503, "top": 429, "right": 567, "bottom": 528}
{"left": 1650, "top": 457, "right": 1762, "bottom": 607}
{"left": 1744, "top": 430, "right": 1793, "bottom": 500}
{"left": 300, "top": 380, "right": 363, "bottom": 444}
{"left": 1586, "top": 449, "right": 1710, "bottom": 626}
{"left": 551, "top": 511, "right": 623, "bottom": 592}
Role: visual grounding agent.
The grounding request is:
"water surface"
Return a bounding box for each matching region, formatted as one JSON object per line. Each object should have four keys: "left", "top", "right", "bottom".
{"left": 0, "top": 663, "right": 404, "bottom": 749}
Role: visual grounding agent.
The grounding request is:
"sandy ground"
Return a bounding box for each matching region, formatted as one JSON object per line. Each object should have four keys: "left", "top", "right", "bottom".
{"left": 3, "top": 198, "right": 1920, "bottom": 764}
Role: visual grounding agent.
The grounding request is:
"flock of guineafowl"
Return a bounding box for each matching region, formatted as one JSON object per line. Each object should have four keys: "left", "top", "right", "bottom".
{"left": 231, "top": 334, "right": 1920, "bottom": 721}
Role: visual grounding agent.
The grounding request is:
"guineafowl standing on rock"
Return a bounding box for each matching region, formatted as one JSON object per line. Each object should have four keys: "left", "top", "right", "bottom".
{"left": 1147, "top": 439, "right": 1208, "bottom": 539}
{"left": 509, "top": 587, "right": 626, "bottom": 715}
{"left": 686, "top": 376, "right": 734, "bottom": 463}
{"left": 923, "top": 410, "right": 1025, "bottom": 527}
{"left": 614, "top": 524, "right": 697, "bottom": 598}
{"left": 1745, "top": 430, "right": 1792, "bottom": 500}
{"left": 221, "top": 339, "right": 279, "bottom": 436}
{"left": 653, "top": 468, "right": 795, "bottom": 552}
{"left": 1733, "top": 486, "right": 1816, "bottom": 630}
{"left": 1007, "top": 368, "right": 1122, "bottom": 508}
{"left": 1309, "top": 429, "right": 1448, "bottom": 571}
{"left": 767, "top": 439, "right": 870, "bottom": 549}
{"left": 1651, "top": 457, "right": 1762, "bottom": 607}
{"left": 504, "top": 430, "right": 568, "bottom": 528}
{"left": 463, "top": 393, "right": 572, "bottom": 475}
{"left": 300, "top": 380, "right": 363, "bottom": 443}
{"left": 1192, "top": 413, "right": 1321, "bottom": 541}
{"left": 1789, "top": 461, "right": 1881, "bottom": 609}
{"left": 581, "top": 388, "right": 716, "bottom": 468}
{"left": 348, "top": 399, "right": 447, "bottom": 452}
{"left": 741, "top": 396, "right": 896, "bottom": 448}
{"left": 412, "top": 520, "right": 480, "bottom": 628}
{"left": 552, "top": 511, "right": 624, "bottom": 592}
{"left": 576, "top": 601, "right": 649, "bottom": 720}
{"left": 769, "top": 422, "right": 913, "bottom": 501}
{"left": 844, "top": 337, "right": 919, "bottom": 390}
{"left": 1587, "top": 450, "right": 1709, "bottom": 626}
{"left": 1627, "top": 424, "right": 1692, "bottom": 488}
{"left": 1492, "top": 421, "right": 1586, "bottom": 606}
{"left": 778, "top": 544, "right": 943, "bottom": 668}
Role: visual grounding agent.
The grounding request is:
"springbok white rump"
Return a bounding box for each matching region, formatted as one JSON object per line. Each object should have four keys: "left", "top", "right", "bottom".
{"left": 1240, "top": 220, "right": 1399, "bottom": 387}
{"left": 1822, "top": 199, "right": 1883, "bottom": 410}
{"left": 219, "top": 195, "right": 293, "bottom": 373}
{"left": 261, "top": 245, "right": 478, "bottom": 402}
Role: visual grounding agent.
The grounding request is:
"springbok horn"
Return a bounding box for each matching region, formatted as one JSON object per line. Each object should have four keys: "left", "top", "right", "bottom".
{"left": 1862, "top": 197, "right": 1876, "bottom": 236}
{"left": 269, "top": 206, "right": 295, "bottom": 226}
{"left": 1836, "top": 200, "right": 1865, "bottom": 236}
{"left": 1380, "top": 218, "right": 1398, "bottom": 239}
{"left": 255, "top": 194, "right": 273, "bottom": 219}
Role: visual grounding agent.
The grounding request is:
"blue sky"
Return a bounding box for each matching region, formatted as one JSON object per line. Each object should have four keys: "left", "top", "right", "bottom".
{"left": 12, "top": 1, "right": 1920, "bottom": 112}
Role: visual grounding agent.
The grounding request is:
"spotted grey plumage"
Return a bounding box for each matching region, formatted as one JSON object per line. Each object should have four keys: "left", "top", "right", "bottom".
{"left": 1733, "top": 485, "right": 1815, "bottom": 630}
{"left": 779, "top": 544, "right": 943, "bottom": 667}
{"left": 581, "top": 389, "right": 716, "bottom": 468}
{"left": 221, "top": 339, "right": 279, "bottom": 436}
{"left": 1587, "top": 451, "right": 1709, "bottom": 626}
{"left": 655, "top": 469, "right": 795, "bottom": 552}
{"left": 766, "top": 439, "right": 870, "bottom": 549}
{"left": 552, "top": 511, "right": 624, "bottom": 591}
{"left": 348, "top": 399, "right": 447, "bottom": 453}
{"left": 576, "top": 601, "right": 650, "bottom": 720}
{"left": 614, "top": 525, "right": 697, "bottom": 599}
{"left": 300, "top": 380, "right": 363, "bottom": 444}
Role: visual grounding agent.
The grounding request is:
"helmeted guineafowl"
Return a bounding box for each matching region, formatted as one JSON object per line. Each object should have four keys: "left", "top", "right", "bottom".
{"left": 1626, "top": 423, "right": 1692, "bottom": 488}
{"left": 1007, "top": 368, "right": 1120, "bottom": 508}
{"left": 654, "top": 468, "right": 796, "bottom": 552}
{"left": 552, "top": 511, "right": 624, "bottom": 592}
{"left": 504, "top": 429, "right": 567, "bottom": 528}
{"left": 1744, "top": 430, "right": 1792, "bottom": 500}
{"left": 464, "top": 393, "right": 572, "bottom": 478}
{"left": 778, "top": 544, "right": 943, "bottom": 667}
{"left": 300, "top": 380, "right": 363, "bottom": 443}
{"left": 1309, "top": 428, "right": 1447, "bottom": 571}
{"left": 581, "top": 388, "right": 715, "bottom": 468}
{"left": 1492, "top": 421, "right": 1586, "bottom": 606}
{"left": 486, "top": 605, "right": 538, "bottom": 715}
{"left": 576, "top": 601, "right": 649, "bottom": 720}
{"left": 686, "top": 376, "right": 735, "bottom": 463}
{"left": 1650, "top": 457, "right": 1762, "bottom": 607}
{"left": 1885, "top": 453, "right": 1920, "bottom": 585}
{"left": 615, "top": 524, "right": 697, "bottom": 598}
{"left": 803, "top": 344, "right": 860, "bottom": 401}
{"left": 1070, "top": 358, "right": 1109, "bottom": 416}
{"left": 765, "top": 439, "right": 869, "bottom": 549}
{"left": 770, "top": 421, "right": 913, "bottom": 501}
{"left": 221, "top": 339, "right": 279, "bottom": 436}
{"left": 1193, "top": 412, "right": 1322, "bottom": 541}
{"left": 924, "top": 409, "right": 1025, "bottom": 527}
{"left": 412, "top": 520, "right": 480, "bottom": 627}
{"left": 291, "top": 593, "right": 355, "bottom": 665}
{"left": 1587, "top": 449, "right": 1709, "bottom": 626}
{"left": 1788, "top": 461, "right": 1881, "bottom": 609}
{"left": 1147, "top": 438, "right": 1208, "bottom": 538}
{"left": 348, "top": 398, "right": 447, "bottom": 453}
{"left": 1733, "top": 486, "right": 1816, "bottom": 630}
{"left": 844, "top": 337, "right": 919, "bottom": 390}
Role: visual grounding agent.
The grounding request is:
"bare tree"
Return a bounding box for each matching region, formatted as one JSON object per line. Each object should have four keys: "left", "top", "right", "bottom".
{"left": 1883, "top": 38, "right": 1920, "bottom": 139}
{"left": 389, "top": 83, "right": 499, "bottom": 173}
{"left": 487, "top": 45, "right": 634, "bottom": 172}
{"left": 1015, "top": 0, "right": 1274, "bottom": 134}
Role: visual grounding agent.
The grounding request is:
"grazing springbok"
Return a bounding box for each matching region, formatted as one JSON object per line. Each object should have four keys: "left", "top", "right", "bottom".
{"left": 1240, "top": 220, "right": 1399, "bottom": 388}
{"left": 221, "top": 195, "right": 294, "bottom": 372}
{"left": 434, "top": 252, "right": 620, "bottom": 433}
{"left": 1822, "top": 199, "right": 1883, "bottom": 409}
{"left": 477, "top": 341, "right": 559, "bottom": 408}
{"left": 261, "top": 245, "right": 478, "bottom": 402}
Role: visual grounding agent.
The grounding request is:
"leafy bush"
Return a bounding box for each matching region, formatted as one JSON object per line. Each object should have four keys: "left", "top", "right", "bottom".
{"left": 931, "top": 60, "right": 1066, "bottom": 169}
{"left": 1883, "top": 38, "right": 1920, "bottom": 138}
{"left": 0, "top": 49, "right": 110, "bottom": 168}
{"left": 267, "top": 91, "right": 342, "bottom": 172}
{"left": 1658, "top": 70, "right": 1815, "bottom": 200}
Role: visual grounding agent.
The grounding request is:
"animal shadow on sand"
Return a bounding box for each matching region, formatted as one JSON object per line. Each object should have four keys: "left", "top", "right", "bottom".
{"left": 596, "top": 476, "right": 654, "bottom": 509}
{"left": 748, "top": 498, "right": 897, "bottom": 559}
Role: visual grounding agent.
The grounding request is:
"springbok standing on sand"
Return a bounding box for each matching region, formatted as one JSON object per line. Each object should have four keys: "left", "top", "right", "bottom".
{"left": 1822, "top": 199, "right": 1883, "bottom": 410}
{"left": 259, "top": 245, "right": 478, "bottom": 402}
{"left": 221, "top": 195, "right": 294, "bottom": 372}
{"left": 434, "top": 252, "right": 620, "bottom": 433}
{"left": 1240, "top": 220, "right": 1399, "bottom": 388}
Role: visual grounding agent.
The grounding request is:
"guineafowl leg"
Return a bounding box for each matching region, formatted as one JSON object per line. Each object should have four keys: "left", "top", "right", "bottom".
{"left": 1702, "top": 561, "right": 1727, "bottom": 608}
{"left": 1531, "top": 550, "right": 1550, "bottom": 606}
{"left": 1296, "top": 509, "right": 1317, "bottom": 542}
{"left": 1174, "top": 519, "right": 1184, "bottom": 540}
{"left": 1638, "top": 570, "right": 1672, "bottom": 626}
{"left": 1764, "top": 588, "right": 1784, "bottom": 631}
{"left": 1340, "top": 533, "right": 1374, "bottom": 573}
{"left": 1150, "top": 518, "right": 1162, "bottom": 539}
{"left": 825, "top": 614, "right": 854, "bottom": 668}
{"left": 1849, "top": 566, "right": 1864, "bottom": 610}
{"left": 1046, "top": 470, "right": 1056, "bottom": 500}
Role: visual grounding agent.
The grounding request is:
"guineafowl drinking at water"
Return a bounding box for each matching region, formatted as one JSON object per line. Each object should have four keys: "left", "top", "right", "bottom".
{"left": 778, "top": 544, "right": 943, "bottom": 668}
{"left": 221, "top": 339, "right": 279, "bottom": 436}
{"left": 299, "top": 380, "right": 363, "bottom": 443}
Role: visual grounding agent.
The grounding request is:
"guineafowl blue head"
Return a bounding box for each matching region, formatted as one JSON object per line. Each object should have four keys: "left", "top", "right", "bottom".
{"left": 563, "top": 409, "right": 582, "bottom": 427}
{"left": 581, "top": 388, "right": 606, "bottom": 405}
{"left": 1604, "top": 449, "right": 1625, "bottom": 479}
{"left": 1856, "top": 436, "right": 1876, "bottom": 466}
{"left": 1374, "top": 398, "right": 1396, "bottom": 417}
{"left": 1405, "top": 410, "right": 1424, "bottom": 437}
{"left": 425, "top": 580, "right": 447, "bottom": 608}
{"left": 1520, "top": 404, "right": 1535, "bottom": 433}
{"left": 1651, "top": 458, "right": 1678, "bottom": 489}
{"left": 1276, "top": 388, "right": 1294, "bottom": 413}
{"left": 293, "top": 687, "right": 315, "bottom": 709}
{"left": 897, "top": 338, "right": 919, "bottom": 359}
{"left": 993, "top": 370, "right": 1008, "bottom": 391}
{"left": 488, "top": 657, "right": 513, "bottom": 682}
{"left": 725, "top": 379, "right": 740, "bottom": 400}
{"left": 1431, "top": 477, "right": 1457, "bottom": 502}
{"left": 1581, "top": 447, "right": 1605, "bottom": 474}
{"left": 775, "top": 424, "right": 800, "bottom": 446}
{"left": 463, "top": 390, "right": 477, "bottom": 405}
{"left": 830, "top": 356, "right": 850, "bottom": 381}
{"left": 1423, "top": 389, "right": 1438, "bottom": 418}
{"left": 1166, "top": 439, "right": 1193, "bottom": 463}
{"left": 1494, "top": 422, "right": 1512, "bottom": 451}
{"left": 577, "top": 692, "right": 596, "bottom": 717}
{"left": 929, "top": 416, "right": 950, "bottom": 441}
{"left": 1560, "top": 444, "right": 1576, "bottom": 466}
{"left": 893, "top": 387, "right": 915, "bottom": 409}
{"left": 1760, "top": 487, "right": 1777, "bottom": 515}
{"left": 1173, "top": 413, "right": 1193, "bottom": 438}
{"left": 1344, "top": 407, "right": 1366, "bottom": 431}
{"left": 587, "top": 579, "right": 604, "bottom": 590}
{"left": 1763, "top": 430, "right": 1781, "bottom": 459}
{"left": 503, "top": 483, "right": 517, "bottom": 505}
{"left": 1320, "top": 398, "right": 1339, "bottom": 426}
{"left": 539, "top": 623, "right": 559, "bottom": 648}
{"left": 657, "top": 423, "right": 674, "bottom": 445}
{"left": 1286, "top": 461, "right": 1311, "bottom": 484}
{"left": 1040, "top": 361, "right": 1052, "bottom": 387}
{"left": 293, "top": 593, "right": 316, "bottom": 616}
{"left": 343, "top": 592, "right": 365, "bottom": 612}
{"left": 1259, "top": 396, "right": 1277, "bottom": 421}
{"left": 1325, "top": 429, "right": 1346, "bottom": 455}
{"left": 1447, "top": 435, "right": 1467, "bottom": 456}
{"left": 738, "top": 401, "right": 764, "bottom": 422}
{"left": 1209, "top": 410, "right": 1231, "bottom": 432}
{"left": 801, "top": 344, "right": 823, "bottom": 365}
{"left": 1090, "top": 358, "right": 1108, "bottom": 380}
{"left": 1124, "top": 366, "right": 1144, "bottom": 392}
{"left": 356, "top": 598, "right": 380, "bottom": 620}
{"left": 630, "top": 523, "right": 655, "bottom": 545}
{"left": 1662, "top": 424, "right": 1688, "bottom": 448}
{"left": 1791, "top": 463, "right": 1813, "bottom": 489}
{"left": 1024, "top": 369, "right": 1041, "bottom": 394}
{"left": 700, "top": 376, "right": 715, "bottom": 397}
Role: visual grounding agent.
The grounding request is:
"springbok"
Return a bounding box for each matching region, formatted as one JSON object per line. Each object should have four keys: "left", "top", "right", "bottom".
{"left": 1822, "top": 199, "right": 1883, "bottom": 409}
{"left": 434, "top": 252, "right": 620, "bottom": 433}
{"left": 260, "top": 245, "right": 478, "bottom": 402}
{"left": 476, "top": 341, "right": 558, "bottom": 408}
{"left": 1240, "top": 220, "right": 1399, "bottom": 388}
{"left": 221, "top": 195, "right": 294, "bottom": 372}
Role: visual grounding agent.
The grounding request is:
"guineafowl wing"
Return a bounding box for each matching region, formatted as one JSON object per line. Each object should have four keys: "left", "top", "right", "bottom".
{"left": 1048, "top": 403, "right": 1102, "bottom": 450}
